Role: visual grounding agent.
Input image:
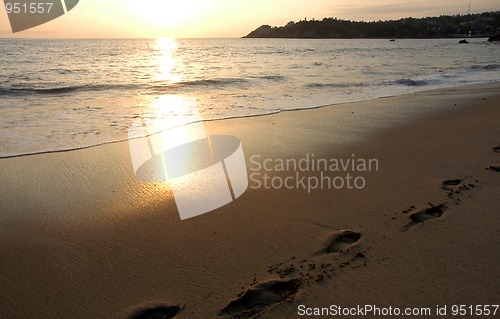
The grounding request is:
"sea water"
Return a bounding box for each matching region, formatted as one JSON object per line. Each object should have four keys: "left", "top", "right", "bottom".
{"left": 0, "top": 37, "right": 499, "bottom": 157}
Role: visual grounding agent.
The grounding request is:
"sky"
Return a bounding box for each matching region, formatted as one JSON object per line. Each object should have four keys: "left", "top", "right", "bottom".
{"left": 0, "top": 0, "right": 498, "bottom": 38}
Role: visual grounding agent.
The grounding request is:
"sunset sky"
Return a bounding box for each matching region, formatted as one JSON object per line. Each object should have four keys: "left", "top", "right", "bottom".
{"left": 0, "top": 0, "right": 498, "bottom": 38}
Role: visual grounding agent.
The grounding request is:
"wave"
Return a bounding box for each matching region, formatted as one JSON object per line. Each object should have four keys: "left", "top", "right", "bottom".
{"left": 0, "top": 84, "right": 141, "bottom": 96}
{"left": 390, "top": 79, "right": 431, "bottom": 87}
{"left": 306, "top": 77, "right": 447, "bottom": 90}
{"left": 176, "top": 78, "right": 249, "bottom": 87}
{"left": 469, "top": 63, "right": 500, "bottom": 71}
{"left": 255, "top": 75, "right": 287, "bottom": 81}
{"left": 147, "top": 77, "right": 250, "bottom": 92}
{"left": 306, "top": 78, "right": 434, "bottom": 89}
{"left": 305, "top": 82, "right": 367, "bottom": 88}
{"left": 388, "top": 64, "right": 500, "bottom": 87}
{"left": 0, "top": 77, "right": 251, "bottom": 97}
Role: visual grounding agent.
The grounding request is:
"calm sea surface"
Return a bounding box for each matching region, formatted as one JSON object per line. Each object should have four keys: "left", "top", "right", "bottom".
{"left": 0, "top": 38, "right": 499, "bottom": 157}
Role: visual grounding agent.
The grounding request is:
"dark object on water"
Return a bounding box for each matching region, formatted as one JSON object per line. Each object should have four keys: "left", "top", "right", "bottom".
{"left": 389, "top": 39, "right": 396, "bottom": 42}
{"left": 458, "top": 39, "right": 469, "bottom": 44}
{"left": 488, "top": 34, "right": 500, "bottom": 42}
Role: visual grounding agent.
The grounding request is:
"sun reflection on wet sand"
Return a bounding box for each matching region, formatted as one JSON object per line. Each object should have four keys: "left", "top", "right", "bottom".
{"left": 128, "top": 38, "right": 248, "bottom": 219}
{"left": 130, "top": 94, "right": 207, "bottom": 182}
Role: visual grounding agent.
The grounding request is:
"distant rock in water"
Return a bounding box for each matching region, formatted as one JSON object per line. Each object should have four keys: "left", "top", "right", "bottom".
{"left": 458, "top": 39, "right": 469, "bottom": 44}
{"left": 243, "top": 11, "right": 500, "bottom": 39}
{"left": 488, "top": 34, "right": 500, "bottom": 42}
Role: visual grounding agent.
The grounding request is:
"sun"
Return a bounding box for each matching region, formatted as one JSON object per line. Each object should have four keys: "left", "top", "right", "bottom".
{"left": 133, "top": 0, "right": 205, "bottom": 27}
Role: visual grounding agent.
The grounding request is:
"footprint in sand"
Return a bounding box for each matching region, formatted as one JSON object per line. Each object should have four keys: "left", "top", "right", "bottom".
{"left": 219, "top": 279, "right": 301, "bottom": 318}
{"left": 402, "top": 204, "right": 445, "bottom": 231}
{"left": 223, "top": 230, "right": 365, "bottom": 317}
{"left": 319, "top": 230, "right": 362, "bottom": 254}
{"left": 441, "top": 179, "right": 463, "bottom": 191}
{"left": 129, "top": 305, "right": 181, "bottom": 319}
{"left": 487, "top": 146, "right": 500, "bottom": 171}
{"left": 266, "top": 229, "right": 366, "bottom": 284}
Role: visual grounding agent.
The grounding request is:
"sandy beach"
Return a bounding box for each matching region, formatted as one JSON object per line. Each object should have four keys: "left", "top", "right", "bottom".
{"left": 0, "top": 82, "right": 499, "bottom": 318}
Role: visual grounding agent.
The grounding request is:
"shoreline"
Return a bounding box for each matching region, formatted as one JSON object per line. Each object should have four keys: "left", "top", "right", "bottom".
{"left": 2, "top": 81, "right": 499, "bottom": 160}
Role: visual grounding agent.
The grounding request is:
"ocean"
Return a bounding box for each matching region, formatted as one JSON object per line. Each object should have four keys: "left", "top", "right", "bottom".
{"left": 0, "top": 37, "right": 499, "bottom": 158}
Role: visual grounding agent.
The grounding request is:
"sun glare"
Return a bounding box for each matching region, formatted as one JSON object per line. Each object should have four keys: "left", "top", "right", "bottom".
{"left": 133, "top": 0, "right": 205, "bottom": 28}
{"left": 154, "top": 38, "right": 181, "bottom": 83}
{"left": 146, "top": 95, "right": 206, "bottom": 183}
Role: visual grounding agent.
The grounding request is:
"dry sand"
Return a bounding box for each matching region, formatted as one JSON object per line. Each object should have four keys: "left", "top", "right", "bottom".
{"left": 0, "top": 83, "right": 499, "bottom": 318}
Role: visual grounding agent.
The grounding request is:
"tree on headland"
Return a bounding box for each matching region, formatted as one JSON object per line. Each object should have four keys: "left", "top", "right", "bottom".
{"left": 244, "top": 11, "right": 500, "bottom": 38}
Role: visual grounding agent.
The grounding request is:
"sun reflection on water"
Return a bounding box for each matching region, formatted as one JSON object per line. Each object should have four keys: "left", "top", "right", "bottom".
{"left": 133, "top": 39, "right": 214, "bottom": 196}
{"left": 154, "top": 38, "right": 181, "bottom": 83}
{"left": 129, "top": 39, "right": 249, "bottom": 219}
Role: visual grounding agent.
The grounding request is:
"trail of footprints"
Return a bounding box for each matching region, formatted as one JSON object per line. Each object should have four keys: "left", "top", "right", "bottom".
{"left": 128, "top": 230, "right": 365, "bottom": 319}
{"left": 130, "top": 146, "right": 499, "bottom": 318}
{"left": 400, "top": 145, "right": 500, "bottom": 231}
{"left": 219, "top": 145, "right": 499, "bottom": 318}
{"left": 219, "top": 230, "right": 365, "bottom": 318}
{"left": 400, "top": 177, "right": 476, "bottom": 231}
